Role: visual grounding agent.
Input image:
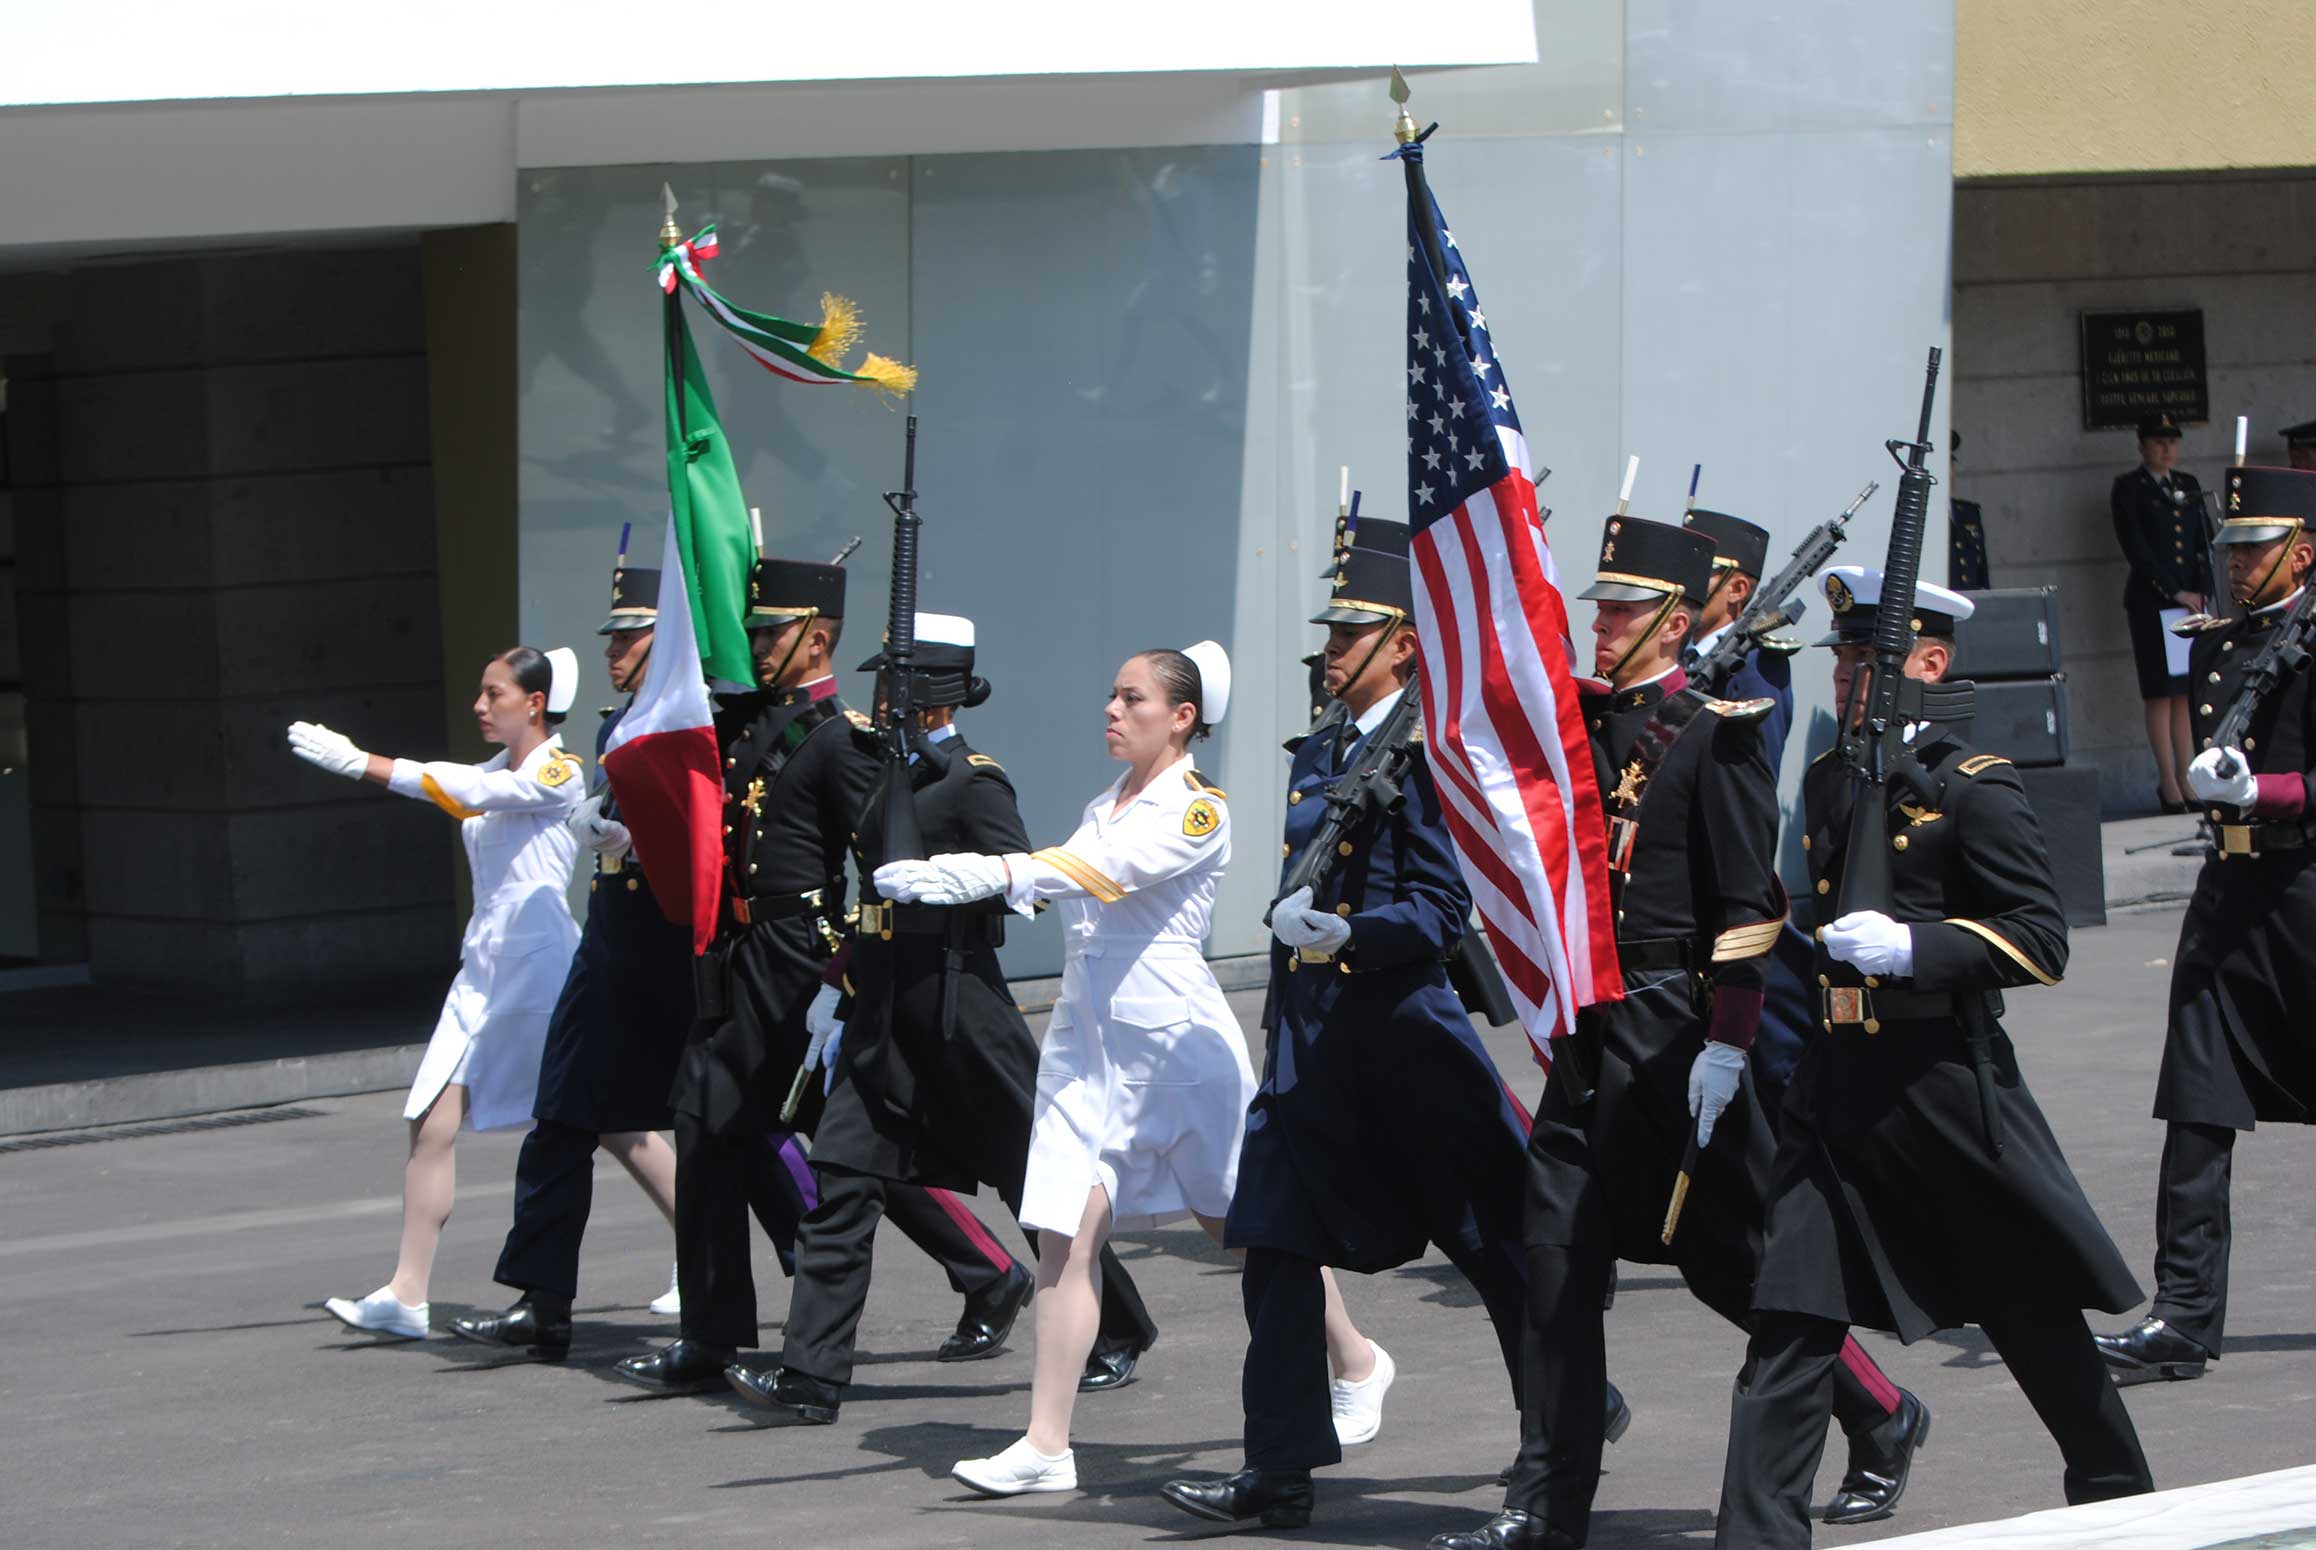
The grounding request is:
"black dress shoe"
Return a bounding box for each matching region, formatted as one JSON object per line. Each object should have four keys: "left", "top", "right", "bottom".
{"left": 449, "top": 1293, "right": 573, "bottom": 1361}
{"left": 2095, "top": 1317, "right": 2211, "bottom": 1385}
{"left": 611, "top": 1339, "right": 739, "bottom": 1393}
{"left": 1427, "top": 1509, "right": 1578, "bottom": 1549}
{"left": 1081, "top": 1341, "right": 1146, "bottom": 1392}
{"left": 1159, "top": 1468, "right": 1314, "bottom": 1530}
{"left": 938, "top": 1264, "right": 1033, "bottom": 1363}
{"left": 725, "top": 1364, "right": 842, "bottom": 1423}
{"left": 1495, "top": 1385, "right": 1632, "bottom": 1486}
{"left": 1825, "top": 1389, "right": 1931, "bottom": 1524}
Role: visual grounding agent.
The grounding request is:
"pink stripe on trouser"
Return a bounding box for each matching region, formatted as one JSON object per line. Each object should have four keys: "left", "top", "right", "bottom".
{"left": 930, "top": 1188, "right": 1013, "bottom": 1274}
{"left": 1840, "top": 1334, "right": 1901, "bottom": 1414}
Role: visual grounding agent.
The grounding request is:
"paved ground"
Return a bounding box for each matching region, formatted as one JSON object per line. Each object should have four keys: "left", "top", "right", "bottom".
{"left": 6, "top": 903, "right": 2314, "bottom": 1549}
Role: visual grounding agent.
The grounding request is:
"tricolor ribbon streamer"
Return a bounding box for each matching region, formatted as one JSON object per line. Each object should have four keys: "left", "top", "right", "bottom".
{"left": 655, "top": 224, "right": 916, "bottom": 396}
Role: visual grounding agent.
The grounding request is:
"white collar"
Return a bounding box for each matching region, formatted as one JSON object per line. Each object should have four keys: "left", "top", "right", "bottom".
{"left": 1614, "top": 663, "right": 1681, "bottom": 693}
{"left": 925, "top": 722, "right": 959, "bottom": 745}
{"left": 1691, "top": 622, "right": 1732, "bottom": 657}
{"left": 1351, "top": 688, "right": 1405, "bottom": 737}
{"left": 2256, "top": 587, "right": 2307, "bottom": 618}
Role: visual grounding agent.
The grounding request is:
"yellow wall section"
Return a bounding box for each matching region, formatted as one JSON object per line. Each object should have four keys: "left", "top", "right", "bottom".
{"left": 1958, "top": 0, "right": 2316, "bottom": 177}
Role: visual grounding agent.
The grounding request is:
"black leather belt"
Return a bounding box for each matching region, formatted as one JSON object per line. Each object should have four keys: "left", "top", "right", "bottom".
{"left": 727, "top": 887, "right": 836, "bottom": 927}
{"left": 1820, "top": 983, "right": 1953, "bottom": 1033}
{"left": 1616, "top": 937, "right": 1695, "bottom": 974}
{"left": 2216, "top": 820, "right": 2316, "bottom": 857}
{"left": 856, "top": 901, "right": 1004, "bottom": 946}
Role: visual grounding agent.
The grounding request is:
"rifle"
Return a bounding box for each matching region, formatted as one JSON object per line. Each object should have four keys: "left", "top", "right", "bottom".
{"left": 1688, "top": 481, "right": 1878, "bottom": 694}
{"left": 1267, "top": 671, "right": 1425, "bottom": 924}
{"left": 2209, "top": 582, "right": 2316, "bottom": 782}
{"left": 1834, "top": 348, "right": 2002, "bottom": 1156}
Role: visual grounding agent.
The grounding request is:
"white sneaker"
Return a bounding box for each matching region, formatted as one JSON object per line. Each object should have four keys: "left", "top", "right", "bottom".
{"left": 649, "top": 1262, "right": 681, "bottom": 1316}
{"left": 1332, "top": 1339, "right": 1396, "bottom": 1445}
{"left": 952, "top": 1436, "right": 1078, "bottom": 1497}
{"left": 324, "top": 1286, "right": 428, "bottom": 1340}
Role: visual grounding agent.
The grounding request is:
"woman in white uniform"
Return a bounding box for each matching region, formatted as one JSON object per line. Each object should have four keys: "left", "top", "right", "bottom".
{"left": 288, "top": 645, "right": 588, "bottom": 1339}
{"left": 879, "top": 642, "right": 1382, "bottom": 1495}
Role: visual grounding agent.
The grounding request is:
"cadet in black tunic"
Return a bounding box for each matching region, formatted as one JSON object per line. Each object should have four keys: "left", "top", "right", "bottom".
{"left": 1438, "top": 521, "right": 1916, "bottom": 1550}
{"left": 2099, "top": 465, "right": 2316, "bottom": 1385}
{"left": 725, "top": 613, "right": 1158, "bottom": 1423}
{"left": 1717, "top": 567, "right": 2151, "bottom": 1548}
{"left": 451, "top": 564, "right": 700, "bottom": 1360}
{"left": 613, "top": 560, "right": 1029, "bottom": 1392}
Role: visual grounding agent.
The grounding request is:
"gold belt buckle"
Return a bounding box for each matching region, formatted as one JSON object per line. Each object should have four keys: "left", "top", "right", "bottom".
{"left": 1297, "top": 945, "right": 1336, "bottom": 965}
{"left": 2219, "top": 823, "right": 2253, "bottom": 857}
{"left": 860, "top": 902, "right": 891, "bottom": 939}
{"left": 600, "top": 853, "right": 623, "bottom": 875}
{"left": 1824, "top": 986, "right": 1880, "bottom": 1034}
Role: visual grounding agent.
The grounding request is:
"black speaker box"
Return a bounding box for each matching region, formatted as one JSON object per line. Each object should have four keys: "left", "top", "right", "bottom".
{"left": 2018, "top": 764, "right": 2106, "bottom": 928}
{"left": 1952, "top": 586, "right": 2063, "bottom": 680}
{"left": 1962, "top": 676, "right": 2069, "bottom": 768}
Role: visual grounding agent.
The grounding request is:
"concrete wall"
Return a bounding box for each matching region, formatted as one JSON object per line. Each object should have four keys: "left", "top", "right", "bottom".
{"left": 2, "top": 246, "right": 458, "bottom": 991}
{"left": 1957, "top": 0, "right": 2316, "bottom": 177}
{"left": 1951, "top": 172, "right": 2316, "bottom": 811}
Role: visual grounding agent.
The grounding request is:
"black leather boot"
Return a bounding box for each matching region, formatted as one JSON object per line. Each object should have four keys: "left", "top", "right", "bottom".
{"left": 1427, "top": 1509, "right": 1579, "bottom": 1549}
{"left": 1825, "top": 1389, "right": 1931, "bottom": 1524}
{"left": 1159, "top": 1468, "right": 1315, "bottom": 1529}
{"left": 449, "top": 1293, "right": 573, "bottom": 1361}
{"left": 724, "top": 1364, "right": 843, "bottom": 1424}
{"left": 611, "top": 1338, "right": 739, "bottom": 1392}
{"left": 2094, "top": 1317, "right": 2211, "bottom": 1385}
{"left": 938, "top": 1264, "right": 1033, "bottom": 1362}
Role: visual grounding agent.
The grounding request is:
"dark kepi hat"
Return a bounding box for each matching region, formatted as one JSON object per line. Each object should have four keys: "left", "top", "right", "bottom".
{"left": 2216, "top": 465, "right": 2316, "bottom": 546}
{"left": 856, "top": 611, "right": 989, "bottom": 709}
{"left": 747, "top": 556, "right": 847, "bottom": 626}
{"left": 1313, "top": 518, "right": 1414, "bottom": 626}
{"left": 2280, "top": 419, "right": 2316, "bottom": 449}
{"left": 598, "top": 566, "right": 662, "bottom": 635}
{"left": 1319, "top": 509, "right": 1410, "bottom": 578}
{"left": 1578, "top": 516, "right": 1715, "bottom": 604}
{"left": 2137, "top": 411, "right": 2184, "bottom": 440}
{"left": 1812, "top": 565, "right": 1976, "bottom": 644}
{"left": 1682, "top": 508, "right": 1771, "bottom": 579}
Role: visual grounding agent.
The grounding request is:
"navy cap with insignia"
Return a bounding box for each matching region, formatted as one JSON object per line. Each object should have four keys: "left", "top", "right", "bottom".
{"left": 1313, "top": 518, "right": 1414, "bottom": 626}
{"left": 747, "top": 557, "right": 847, "bottom": 626}
{"left": 2216, "top": 464, "right": 2316, "bottom": 546}
{"left": 2136, "top": 411, "right": 2184, "bottom": 441}
{"left": 1682, "top": 508, "right": 1771, "bottom": 580}
{"left": 1813, "top": 565, "right": 1976, "bottom": 644}
{"left": 856, "top": 611, "right": 988, "bottom": 708}
{"left": 1578, "top": 516, "right": 1715, "bottom": 604}
{"left": 598, "top": 566, "right": 661, "bottom": 635}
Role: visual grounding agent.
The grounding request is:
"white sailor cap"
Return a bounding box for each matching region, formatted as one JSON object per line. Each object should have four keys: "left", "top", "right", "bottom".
{"left": 1813, "top": 565, "right": 1975, "bottom": 645}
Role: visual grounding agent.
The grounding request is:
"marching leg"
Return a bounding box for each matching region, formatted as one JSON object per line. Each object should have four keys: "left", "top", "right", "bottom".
{"left": 2099, "top": 1121, "right": 2231, "bottom": 1381}
{"left": 1716, "top": 1311, "right": 1845, "bottom": 1550}
{"left": 1982, "top": 1303, "right": 2154, "bottom": 1506}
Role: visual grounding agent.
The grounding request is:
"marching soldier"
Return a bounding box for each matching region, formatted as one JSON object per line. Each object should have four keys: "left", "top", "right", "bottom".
{"left": 1434, "top": 521, "right": 1919, "bottom": 1550}
{"left": 1160, "top": 523, "right": 1533, "bottom": 1531}
{"left": 2098, "top": 465, "right": 2316, "bottom": 1385}
{"left": 1717, "top": 567, "right": 2152, "bottom": 1547}
{"left": 2112, "top": 411, "right": 2209, "bottom": 813}
{"left": 452, "top": 562, "right": 698, "bottom": 1360}
{"left": 614, "top": 557, "right": 1038, "bottom": 1393}
{"left": 1680, "top": 508, "right": 1798, "bottom": 767}
{"left": 726, "top": 612, "right": 1160, "bottom": 1423}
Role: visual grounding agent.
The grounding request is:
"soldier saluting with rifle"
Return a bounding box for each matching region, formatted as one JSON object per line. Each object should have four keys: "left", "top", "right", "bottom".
{"left": 1715, "top": 351, "right": 2153, "bottom": 1548}
{"left": 2097, "top": 459, "right": 2316, "bottom": 1388}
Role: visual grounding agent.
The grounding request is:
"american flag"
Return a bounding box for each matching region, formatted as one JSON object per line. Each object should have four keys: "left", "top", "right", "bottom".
{"left": 1396, "top": 139, "right": 1621, "bottom": 1051}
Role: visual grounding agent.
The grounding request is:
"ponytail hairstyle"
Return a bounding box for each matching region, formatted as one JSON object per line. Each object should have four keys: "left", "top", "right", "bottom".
{"left": 495, "top": 646, "right": 568, "bottom": 727}
{"left": 1135, "top": 648, "right": 1211, "bottom": 743}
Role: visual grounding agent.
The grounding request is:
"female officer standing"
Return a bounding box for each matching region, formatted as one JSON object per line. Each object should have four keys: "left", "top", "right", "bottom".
{"left": 288, "top": 645, "right": 588, "bottom": 1338}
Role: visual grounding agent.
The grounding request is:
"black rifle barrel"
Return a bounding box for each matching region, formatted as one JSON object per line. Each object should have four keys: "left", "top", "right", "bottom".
{"left": 1689, "top": 479, "right": 1876, "bottom": 692}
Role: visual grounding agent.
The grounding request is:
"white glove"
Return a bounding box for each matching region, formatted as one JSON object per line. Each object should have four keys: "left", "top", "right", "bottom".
{"left": 286, "top": 721, "right": 368, "bottom": 780}
{"left": 1269, "top": 885, "right": 1353, "bottom": 953}
{"left": 1686, "top": 1039, "right": 1748, "bottom": 1147}
{"left": 1822, "top": 911, "right": 1914, "bottom": 977}
{"left": 564, "top": 794, "right": 633, "bottom": 860}
{"left": 874, "top": 853, "right": 1009, "bottom": 907}
{"left": 2185, "top": 746, "right": 2257, "bottom": 808}
{"left": 802, "top": 984, "right": 845, "bottom": 1092}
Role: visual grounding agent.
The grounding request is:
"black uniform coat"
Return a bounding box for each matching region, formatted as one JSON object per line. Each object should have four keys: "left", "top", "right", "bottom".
{"left": 814, "top": 730, "right": 1044, "bottom": 1192}
{"left": 533, "top": 705, "right": 692, "bottom": 1135}
{"left": 2113, "top": 465, "right": 2211, "bottom": 698}
{"left": 1755, "top": 732, "right": 2142, "bottom": 1341}
{"left": 1226, "top": 704, "right": 1528, "bottom": 1274}
{"left": 2158, "top": 604, "right": 2316, "bottom": 1128}
{"left": 673, "top": 681, "right": 878, "bottom": 1139}
{"left": 1526, "top": 669, "right": 1784, "bottom": 1267}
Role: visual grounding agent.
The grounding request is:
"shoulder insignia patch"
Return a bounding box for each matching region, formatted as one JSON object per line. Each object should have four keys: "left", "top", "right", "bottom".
{"left": 1185, "top": 769, "right": 1228, "bottom": 799}
{"left": 1956, "top": 753, "right": 2011, "bottom": 776}
{"left": 538, "top": 755, "right": 580, "bottom": 788}
{"left": 1705, "top": 697, "right": 1775, "bottom": 722}
{"left": 965, "top": 753, "right": 1005, "bottom": 772}
{"left": 1183, "top": 797, "right": 1222, "bottom": 839}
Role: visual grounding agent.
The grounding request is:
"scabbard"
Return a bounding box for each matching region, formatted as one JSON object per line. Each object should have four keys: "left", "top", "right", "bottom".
{"left": 1958, "top": 992, "right": 2006, "bottom": 1158}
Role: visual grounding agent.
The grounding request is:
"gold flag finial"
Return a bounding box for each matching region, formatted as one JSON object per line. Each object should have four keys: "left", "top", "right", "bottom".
{"left": 1390, "top": 66, "right": 1419, "bottom": 145}
{"left": 658, "top": 182, "right": 683, "bottom": 249}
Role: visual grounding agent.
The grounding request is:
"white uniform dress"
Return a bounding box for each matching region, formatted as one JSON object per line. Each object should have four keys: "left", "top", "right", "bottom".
{"left": 389, "top": 736, "right": 587, "bottom": 1131}
{"left": 1003, "top": 755, "right": 1257, "bottom": 1234}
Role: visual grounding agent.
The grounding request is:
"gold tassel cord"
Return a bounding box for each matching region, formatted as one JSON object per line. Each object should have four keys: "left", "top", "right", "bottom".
{"left": 854, "top": 353, "right": 919, "bottom": 397}
{"left": 807, "top": 292, "right": 864, "bottom": 367}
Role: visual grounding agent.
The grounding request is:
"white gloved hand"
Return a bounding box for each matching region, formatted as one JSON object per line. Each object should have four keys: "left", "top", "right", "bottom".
{"left": 1822, "top": 911, "right": 1915, "bottom": 977}
{"left": 821, "top": 1026, "right": 844, "bottom": 1097}
{"left": 564, "top": 794, "right": 633, "bottom": 860}
{"left": 2185, "top": 746, "right": 2257, "bottom": 808}
{"left": 287, "top": 721, "right": 368, "bottom": 780}
{"left": 802, "top": 984, "right": 845, "bottom": 1091}
{"left": 1269, "top": 885, "right": 1353, "bottom": 953}
{"left": 874, "top": 853, "right": 1009, "bottom": 907}
{"left": 1686, "top": 1039, "right": 1749, "bottom": 1147}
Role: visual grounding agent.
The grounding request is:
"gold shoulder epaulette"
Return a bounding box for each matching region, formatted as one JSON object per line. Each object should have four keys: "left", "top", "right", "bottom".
{"left": 844, "top": 708, "right": 873, "bottom": 730}
{"left": 1956, "top": 753, "right": 2011, "bottom": 776}
{"left": 2169, "top": 612, "right": 2230, "bottom": 637}
{"left": 966, "top": 753, "right": 1005, "bottom": 772}
{"left": 1704, "top": 697, "right": 1775, "bottom": 723}
{"left": 1185, "top": 769, "right": 1228, "bottom": 799}
{"left": 1756, "top": 632, "right": 1805, "bottom": 656}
